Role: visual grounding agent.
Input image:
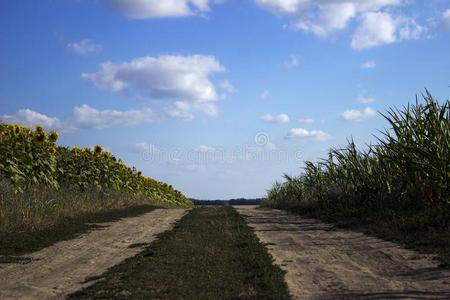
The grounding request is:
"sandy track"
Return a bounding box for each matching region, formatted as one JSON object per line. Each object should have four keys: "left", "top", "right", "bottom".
{"left": 0, "top": 208, "right": 188, "bottom": 300}
{"left": 236, "top": 206, "right": 450, "bottom": 300}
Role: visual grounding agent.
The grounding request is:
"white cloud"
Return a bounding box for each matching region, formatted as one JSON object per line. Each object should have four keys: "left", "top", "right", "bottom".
{"left": 1, "top": 105, "right": 153, "bottom": 131}
{"left": 133, "top": 142, "right": 160, "bottom": 154}
{"left": 83, "top": 55, "right": 229, "bottom": 120}
{"left": 167, "top": 101, "right": 195, "bottom": 121}
{"left": 109, "top": 0, "right": 216, "bottom": 19}
{"left": 167, "top": 101, "right": 218, "bottom": 121}
{"left": 255, "top": 0, "right": 401, "bottom": 37}
{"left": 254, "top": 0, "right": 309, "bottom": 15}
{"left": 72, "top": 105, "right": 153, "bottom": 129}
{"left": 295, "top": 2, "right": 357, "bottom": 37}
{"left": 299, "top": 117, "right": 314, "bottom": 124}
{"left": 351, "top": 12, "right": 426, "bottom": 50}
{"left": 397, "top": 17, "right": 427, "bottom": 40}
{"left": 260, "top": 90, "right": 270, "bottom": 100}
{"left": 262, "top": 113, "right": 290, "bottom": 123}
{"left": 361, "top": 60, "right": 376, "bottom": 69}
{"left": 357, "top": 96, "right": 376, "bottom": 104}
{"left": 285, "top": 54, "right": 300, "bottom": 68}
{"left": 351, "top": 12, "right": 397, "bottom": 50}
{"left": 196, "top": 145, "right": 216, "bottom": 152}
{"left": 67, "top": 39, "right": 101, "bottom": 55}
{"left": 254, "top": 0, "right": 426, "bottom": 49}
{"left": 0, "top": 109, "right": 64, "bottom": 131}
{"left": 287, "top": 128, "right": 331, "bottom": 141}
{"left": 218, "top": 80, "right": 237, "bottom": 94}
{"left": 341, "top": 107, "right": 377, "bottom": 122}
{"left": 443, "top": 9, "right": 450, "bottom": 31}
{"left": 82, "top": 55, "right": 224, "bottom": 101}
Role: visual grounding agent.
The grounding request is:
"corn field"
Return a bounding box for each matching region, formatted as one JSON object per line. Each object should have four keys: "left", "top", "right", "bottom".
{"left": 0, "top": 124, "right": 193, "bottom": 233}
{"left": 263, "top": 91, "right": 450, "bottom": 228}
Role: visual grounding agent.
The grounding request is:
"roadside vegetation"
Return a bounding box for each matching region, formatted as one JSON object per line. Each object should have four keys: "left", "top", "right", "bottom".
{"left": 0, "top": 204, "right": 155, "bottom": 262}
{"left": 263, "top": 91, "right": 450, "bottom": 265}
{"left": 0, "top": 124, "right": 193, "bottom": 256}
{"left": 70, "top": 207, "right": 291, "bottom": 300}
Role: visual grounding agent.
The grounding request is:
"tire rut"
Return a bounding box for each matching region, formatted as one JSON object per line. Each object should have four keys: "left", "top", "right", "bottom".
{"left": 235, "top": 206, "right": 450, "bottom": 300}
{"left": 0, "top": 208, "right": 188, "bottom": 300}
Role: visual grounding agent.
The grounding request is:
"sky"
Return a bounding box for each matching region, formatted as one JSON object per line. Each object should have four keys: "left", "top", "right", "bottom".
{"left": 1, "top": 0, "right": 449, "bottom": 199}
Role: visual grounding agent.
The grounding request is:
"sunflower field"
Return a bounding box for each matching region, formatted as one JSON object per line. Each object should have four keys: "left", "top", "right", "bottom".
{"left": 0, "top": 124, "right": 193, "bottom": 234}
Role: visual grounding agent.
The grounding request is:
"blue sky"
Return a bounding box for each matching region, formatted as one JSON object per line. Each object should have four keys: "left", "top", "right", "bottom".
{"left": 1, "top": 0, "right": 449, "bottom": 199}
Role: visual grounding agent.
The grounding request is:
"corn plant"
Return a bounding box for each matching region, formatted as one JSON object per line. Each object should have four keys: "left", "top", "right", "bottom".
{"left": 263, "top": 91, "right": 450, "bottom": 226}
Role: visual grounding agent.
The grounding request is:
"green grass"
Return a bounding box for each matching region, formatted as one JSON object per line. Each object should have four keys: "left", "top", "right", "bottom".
{"left": 69, "top": 207, "right": 291, "bottom": 300}
{"left": 0, "top": 204, "right": 156, "bottom": 262}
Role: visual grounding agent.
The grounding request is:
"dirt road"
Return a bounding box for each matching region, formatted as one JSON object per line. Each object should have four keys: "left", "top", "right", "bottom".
{"left": 0, "top": 208, "right": 188, "bottom": 300}
{"left": 236, "top": 206, "right": 450, "bottom": 300}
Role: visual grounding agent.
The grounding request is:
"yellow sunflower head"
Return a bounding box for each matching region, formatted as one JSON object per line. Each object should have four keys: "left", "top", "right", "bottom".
{"left": 34, "top": 132, "right": 47, "bottom": 144}
{"left": 102, "top": 151, "right": 112, "bottom": 159}
{"left": 71, "top": 146, "right": 81, "bottom": 157}
{"left": 93, "top": 145, "right": 103, "bottom": 155}
{"left": 48, "top": 130, "right": 59, "bottom": 143}
{"left": 47, "top": 146, "right": 57, "bottom": 155}
{"left": 82, "top": 147, "right": 91, "bottom": 154}
{"left": 35, "top": 125, "right": 44, "bottom": 134}
{"left": 14, "top": 124, "right": 21, "bottom": 135}
{"left": 6, "top": 124, "right": 14, "bottom": 133}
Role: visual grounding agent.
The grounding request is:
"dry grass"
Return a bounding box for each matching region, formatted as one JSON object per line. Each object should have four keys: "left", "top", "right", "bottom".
{"left": 0, "top": 181, "right": 168, "bottom": 236}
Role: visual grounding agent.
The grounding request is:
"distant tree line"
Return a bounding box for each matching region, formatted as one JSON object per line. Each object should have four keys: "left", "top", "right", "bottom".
{"left": 191, "top": 198, "right": 262, "bottom": 206}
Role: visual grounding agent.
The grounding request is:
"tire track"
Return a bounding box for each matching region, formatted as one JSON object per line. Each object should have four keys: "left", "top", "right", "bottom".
{"left": 236, "top": 206, "right": 450, "bottom": 300}
{"left": 0, "top": 208, "right": 188, "bottom": 300}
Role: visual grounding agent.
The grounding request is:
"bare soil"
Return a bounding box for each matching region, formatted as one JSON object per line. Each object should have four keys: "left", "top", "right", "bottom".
{"left": 0, "top": 208, "right": 187, "bottom": 300}
{"left": 236, "top": 206, "right": 450, "bottom": 300}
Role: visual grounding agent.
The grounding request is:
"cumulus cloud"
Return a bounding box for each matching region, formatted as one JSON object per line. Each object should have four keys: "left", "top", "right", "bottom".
{"left": 262, "top": 113, "right": 290, "bottom": 123}
{"left": 82, "top": 55, "right": 224, "bottom": 101}
{"left": 287, "top": 127, "right": 331, "bottom": 141}
{"left": 0, "top": 109, "right": 64, "bottom": 131}
{"left": 361, "top": 60, "right": 376, "bottom": 69}
{"left": 351, "top": 12, "right": 426, "bottom": 50}
{"left": 341, "top": 107, "right": 377, "bottom": 122}
{"left": 357, "top": 96, "right": 376, "bottom": 104}
{"left": 167, "top": 101, "right": 195, "bottom": 121}
{"left": 132, "top": 142, "right": 160, "bottom": 154}
{"left": 67, "top": 39, "right": 101, "bottom": 55}
{"left": 442, "top": 9, "right": 450, "bottom": 31}
{"left": 109, "top": 0, "right": 217, "bottom": 19}
{"left": 255, "top": 0, "right": 401, "bottom": 36}
{"left": 299, "top": 117, "right": 314, "bottom": 124}
{"left": 167, "top": 101, "right": 218, "bottom": 121}
{"left": 218, "top": 80, "right": 237, "bottom": 94}
{"left": 397, "top": 17, "right": 427, "bottom": 40}
{"left": 254, "top": 0, "right": 426, "bottom": 49}
{"left": 83, "top": 55, "right": 229, "bottom": 120}
{"left": 351, "top": 12, "right": 397, "bottom": 50}
{"left": 71, "top": 105, "right": 153, "bottom": 129}
{"left": 1, "top": 105, "right": 153, "bottom": 131}
{"left": 295, "top": 2, "right": 357, "bottom": 37}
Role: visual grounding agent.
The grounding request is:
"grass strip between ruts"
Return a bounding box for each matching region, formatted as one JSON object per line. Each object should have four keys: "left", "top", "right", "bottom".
{"left": 70, "top": 207, "right": 291, "bottom": 299}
